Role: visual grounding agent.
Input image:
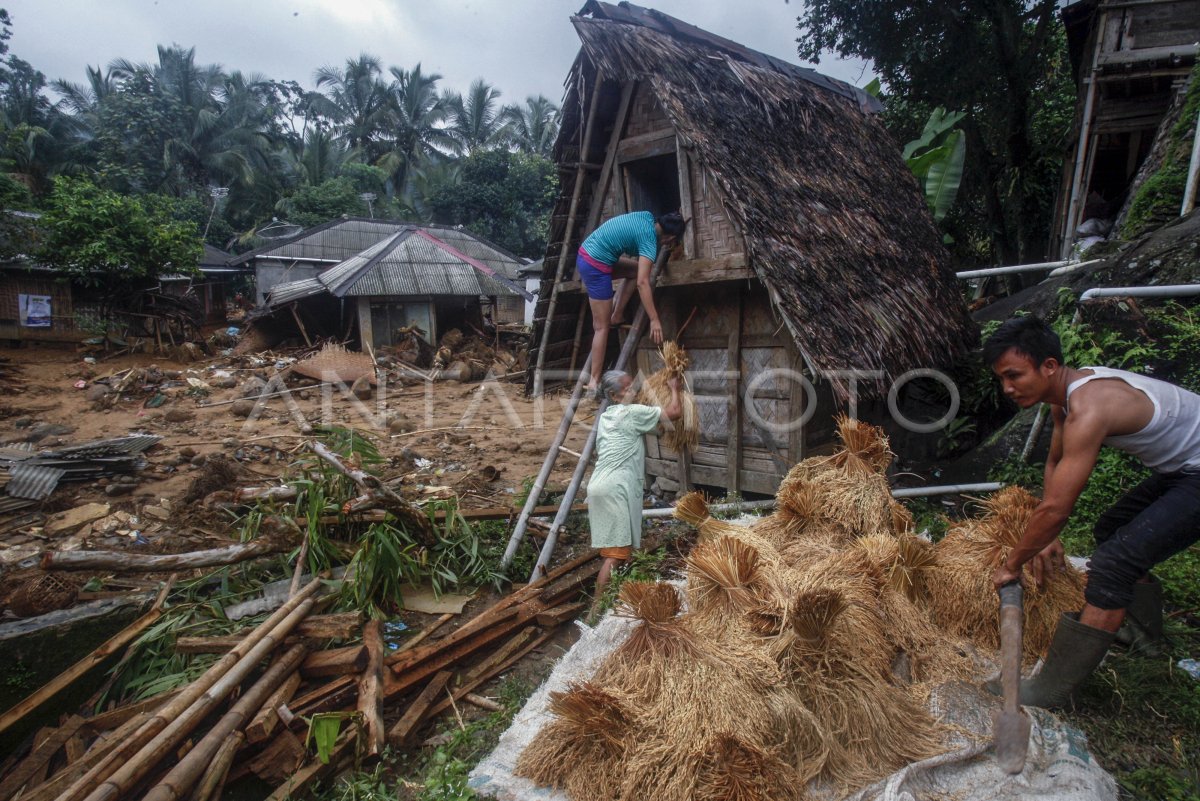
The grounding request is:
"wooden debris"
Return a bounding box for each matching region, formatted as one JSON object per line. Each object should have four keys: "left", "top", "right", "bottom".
{"left": 0, "top": 715, "right": 86, "bottom": 801}
{"left": 191, "top": 730, "right": 243, "bottom": 801}
{"left": 245, "top": 672, "right": 303, "bottom": 744}
{"left": 263, "top": 727, "right": 358, "bottom": 801}
{"left": 40, "top": 538, "right": 294, "bottom": 572}
{"left": 535, "top": 602, "right": 586, "bottom": 628}
{"left": 388, "top": 670, "right": 454, "bottom": 747}
{"left": 359, "top": 620, "right": 386, "bottom": 756}
{"left": 463, "top": 693, "right": 502, "bottom": 712}
{"left": 300, "top": 644, "right": 368, "bottom": 678}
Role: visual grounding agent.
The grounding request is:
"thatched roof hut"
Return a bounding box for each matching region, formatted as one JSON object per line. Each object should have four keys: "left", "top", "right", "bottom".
{"left": 531, "top": 2, "right": 978, "bottom": 494}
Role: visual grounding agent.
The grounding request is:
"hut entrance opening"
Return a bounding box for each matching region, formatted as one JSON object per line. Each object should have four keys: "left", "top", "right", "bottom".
{"left": 623, "top": 154, "right": 681, "bottom": 217}
{"left": 370, "top": 301, "right": 434, "bottom": 349}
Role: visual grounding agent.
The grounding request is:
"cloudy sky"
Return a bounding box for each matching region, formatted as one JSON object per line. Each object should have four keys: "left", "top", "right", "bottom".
{"left": 6, "top": 0, "right": 872, "bottom": 105}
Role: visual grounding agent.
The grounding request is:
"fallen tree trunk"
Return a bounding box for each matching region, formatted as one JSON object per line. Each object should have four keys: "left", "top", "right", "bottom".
{"left": 41, "top": 539, "right": 293, "bottom": 572}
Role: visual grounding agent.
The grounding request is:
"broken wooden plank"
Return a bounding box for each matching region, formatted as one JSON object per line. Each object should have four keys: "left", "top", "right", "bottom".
{"left": 397, "top": 612, "right": 454, "bottom": 653}
{"left": 300, "top": 645, "right": 367, "bottom": 678}
{"left": 0, "top": 716, "right": 86, "bottom": 801}
{"left": 243, "top": 730, "right": 305, "bottom": 785}
{"left": 263, "top": 727, "right": 357, "bottom": 801}
{"left": 387, "top": 670, "right": 453, "bottom": 747}
{"left": 0, "top": 577, "right": 173, "bottom": 741}
{"left": 245, "top": 671, "right": 303, "bottom": 744}
{"left": 17, "top": 712, "right": 150, "bottom": 801}
{"left": 80, "top": 689, "right": 182, "bottom": 735}
{"left": 359, "top": 620, "right": 385, "bottom": 756}
{"left": 423, "top": 629, "right": 555, "bottom": 722}
{"left": 535, "top": 602, "right": 585, "bottom": 628}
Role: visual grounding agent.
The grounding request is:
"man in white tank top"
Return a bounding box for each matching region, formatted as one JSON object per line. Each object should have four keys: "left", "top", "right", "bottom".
{"left": 982, "top": 316, "right": 1200, "bottom": 708}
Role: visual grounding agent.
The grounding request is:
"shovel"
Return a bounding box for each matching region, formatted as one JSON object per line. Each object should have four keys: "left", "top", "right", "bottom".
{"left": 993, "top": 581, "right": 1030, "bottom": 774}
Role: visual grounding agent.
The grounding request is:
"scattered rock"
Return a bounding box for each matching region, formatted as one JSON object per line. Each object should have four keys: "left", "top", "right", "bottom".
{"left": 222, "top": 438, "right": 239, "bottom": 448}
{"left": 230, "top": 399, "right": 257, "bottom": 418}
{"left": 388, "top": 416, "right": 411, "bottom": 435}
{"left": 13, "top": 417, "right": 32, "bottom": 429}
{"left": 143, "top": 505, "right": 170, "bottom": 521}
{"left": 25, "top": 423, "right": 74, "bottom": 443}
{"left": 45, "top": 502, "right": 111, "bottom": 536}
{"left": 350, "top": 376, "right": 373, "bottom": 400}
{"left": 179, "top": 446, "right": 197, "bottom": 459}
{"left": 85, "top": 384, "right": 112, "bottom": 403}
{"left": 299, "top": 423, "right": 314, "bottom": 435}
{"left": 240, "top": 377, "right": 268, "bottom": 398}
{"left": 164, "top": 408, "right": 195, "bottom": 423}
{"left": 210, "top": 375, "right": 238, "bottom": 389}
{"left": 190, "top": 453, "right": 208, "bottom": 466}
{"left": 105, "top": 483, "right": 135, "bottom": 497}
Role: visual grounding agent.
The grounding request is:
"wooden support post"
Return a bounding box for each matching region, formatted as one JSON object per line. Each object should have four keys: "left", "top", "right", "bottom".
{"left": 290, "top": 304, "right": 313, "bottom": 348}
{"left": 358, "top": 620, "right": 385, "bottom": 756}
{"left": 676, "top": 139, "right": 696, "bottom": 259}
{"left": 726, "top": 288, "right": 743, "bottom": 494}
{"left": 533, "top": 70, "right": 607, "bottom": 397}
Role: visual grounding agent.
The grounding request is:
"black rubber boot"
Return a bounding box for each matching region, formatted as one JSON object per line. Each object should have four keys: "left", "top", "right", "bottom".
{"left": 1018, "top": 613, "right": 1115, "bottom": 708}
{"left": 1115, "top": 577, "right": 1164, "bottom": 655}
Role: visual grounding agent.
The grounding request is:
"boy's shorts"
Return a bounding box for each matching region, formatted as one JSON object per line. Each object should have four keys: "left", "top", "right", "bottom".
{"left": 576, "top": 252, "right": 614, "bottom": 300}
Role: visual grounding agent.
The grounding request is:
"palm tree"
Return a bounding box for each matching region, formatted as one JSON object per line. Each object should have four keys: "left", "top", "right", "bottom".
{"left": 444, "top": 78, "right": 504, "bottom": 156}
{"left": 501, "top": 95, "right": 560, "bottom": 156}
{"left": 51, "top": 65, "right": 116, "bottom": 117}
{"left": 311, "top": 54, "right": 389, "bottom": 159}
{"left": 283, "top": 127, "right": 350, "bottom": 187}
{"left": 377, "top": 63, "right": 454, "bottom": 199}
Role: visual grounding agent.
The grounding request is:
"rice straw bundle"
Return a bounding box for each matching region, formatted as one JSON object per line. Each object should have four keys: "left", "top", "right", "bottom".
{"left": 605, "top": 580, "right": 699, "bottom": 665}
{"left": 685, "top": 535, "right": 772, "bottom": 620}
{"left": 638, "top": 341, "right": 699, "bottom": 453}
{"left": 754, "top": 479, "right": 856, "bottom": 557}
{"left": 890, "top": 500, "right": 916, "bottom": 535}
{"left": 615, "top": 654, "right": 781, "bottom": 801}
{"left": 782, "top": 668, "right": 946, "bottom": 792}
{"left": 674, "top": 491, "right": 757, "bottom": 543}
{"left": 764, "top": 690, "right": 831, "bottom": 785}
{"left": 826, "top": 415, "right": 894, "bottom": 476}
{"left": 924, "top": 487, "right": 1085, "bottom": 656}
{"left": 515, "top": 681, "right": 635, "bottom": 801}
{"left": 693, "top": 733, "right": 806, "bottom": 801}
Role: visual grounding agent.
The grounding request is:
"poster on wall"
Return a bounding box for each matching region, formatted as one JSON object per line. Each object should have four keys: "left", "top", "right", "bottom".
{"left": 18, "top": 294, "right": 51, "bottom": 327}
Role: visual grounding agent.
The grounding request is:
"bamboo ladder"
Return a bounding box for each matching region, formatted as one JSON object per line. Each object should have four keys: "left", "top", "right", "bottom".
{"left": 500, "top": 247, "right": 669, "bottom": 579}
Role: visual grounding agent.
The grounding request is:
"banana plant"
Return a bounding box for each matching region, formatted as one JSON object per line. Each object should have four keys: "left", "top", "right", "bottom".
{"left": 904, "top": 107, "right": 967, "bottom": 223}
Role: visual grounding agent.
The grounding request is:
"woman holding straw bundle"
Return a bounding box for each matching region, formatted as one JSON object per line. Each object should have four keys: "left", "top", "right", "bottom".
{"left": 588, "top": 369, "right": 683, "bottom": 621}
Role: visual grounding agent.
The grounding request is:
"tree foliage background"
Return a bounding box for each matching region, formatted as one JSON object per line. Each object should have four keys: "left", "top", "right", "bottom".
{"left": 797, "top": 0, "right": 1076, "bottom": 264}
{"left": 0, "top": 10, "right": 562, "bottom": 265}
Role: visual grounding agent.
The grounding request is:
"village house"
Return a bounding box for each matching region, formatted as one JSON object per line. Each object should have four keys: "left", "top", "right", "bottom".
{"left": 529, "top": 1, "right": 977, "bottom": 495}
{"left": 250, "top": 219, "right": 530, "bottom": 350}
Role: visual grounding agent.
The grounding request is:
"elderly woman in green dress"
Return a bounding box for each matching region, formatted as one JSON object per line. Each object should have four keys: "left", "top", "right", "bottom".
{"left": 588, "top": 369, "right": 683, "bottom": 620}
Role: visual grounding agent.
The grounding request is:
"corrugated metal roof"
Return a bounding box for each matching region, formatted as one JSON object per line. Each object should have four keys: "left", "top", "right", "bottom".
{"left": 232, "top": 219, "right": 408, "bottom": 265}
{"left": 46, "top": 434, "right": 161, "bottom": 459}
{"left": 7, "top": 463, "right": 66, "bottom": 500}
{"left": 265, "top": 277, "right": 327, "bottom": 307}
{"left": 316, "top": 227, "right": 528, "bottom": 299}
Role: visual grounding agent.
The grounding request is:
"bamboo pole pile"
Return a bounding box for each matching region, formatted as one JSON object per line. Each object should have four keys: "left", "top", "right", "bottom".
{"left": 516, "top": 416, "right": 1084, "bottom": 801}
{"left": 0, "top": 548, "right": 610, "bottom": 801}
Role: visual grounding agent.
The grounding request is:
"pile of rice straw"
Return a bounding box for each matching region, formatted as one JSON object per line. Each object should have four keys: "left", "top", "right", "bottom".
{"left": 638, "top": 341, "right": 699, "bottom": 454}
{"left": 516, "top": 417, "right": 1084, "bottom": 800}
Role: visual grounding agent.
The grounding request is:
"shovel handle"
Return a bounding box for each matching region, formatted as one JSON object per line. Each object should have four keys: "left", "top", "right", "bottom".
{"left": 998, "top": 581, "right": 1024, "bottom": 713}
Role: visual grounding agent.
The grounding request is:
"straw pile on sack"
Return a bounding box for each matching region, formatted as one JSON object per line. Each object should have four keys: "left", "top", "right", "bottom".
{"left": 924, "top": 486, "right": 1086, "bottom": 656}
{"left": 638, "top": 341, "right": 699, "bottom": 454}
{"left": 516, "top": 416, "right": 1083, "bottom": 800}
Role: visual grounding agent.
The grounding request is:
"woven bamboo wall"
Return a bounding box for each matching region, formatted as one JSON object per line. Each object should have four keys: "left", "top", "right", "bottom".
{"left": 0, "top": 274, "right": 85, "bottom": 342}
{"left": 689, "top": 156, "right": 743, "bottom": 260}
{"left": 624, "top": 84, "right": 672, "bottom": 137}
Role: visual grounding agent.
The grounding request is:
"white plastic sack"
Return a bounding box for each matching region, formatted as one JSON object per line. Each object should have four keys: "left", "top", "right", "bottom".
{"left": 469, "top": 608, "right": 1117, "bottom": 801}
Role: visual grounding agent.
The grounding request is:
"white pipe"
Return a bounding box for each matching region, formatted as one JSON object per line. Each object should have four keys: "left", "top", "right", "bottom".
{"left": 1047, "top": 259, "right": 1104, "bottom": 278}
{"left": 956, "top": 260, "right": 1068, "bottom": 279}
{"left": 890, "top": 482, "right": 1003, "bottom": 499}
{"left": 639, "top": 483, "right": 1006, "bottom": 519}
{"left": 1182, "top": 107, "right": 1200, "bottom": 216}
{"left": 641, "top": 499, "right": 776, "bottom": 518}
{"left": 1079, "top": 285, "right": 1200, "bottom": 301}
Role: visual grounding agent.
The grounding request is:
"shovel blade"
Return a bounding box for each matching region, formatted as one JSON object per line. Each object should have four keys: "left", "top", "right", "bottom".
{"left": 992, "top": 708, "right": 1031, "bottom": 774}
